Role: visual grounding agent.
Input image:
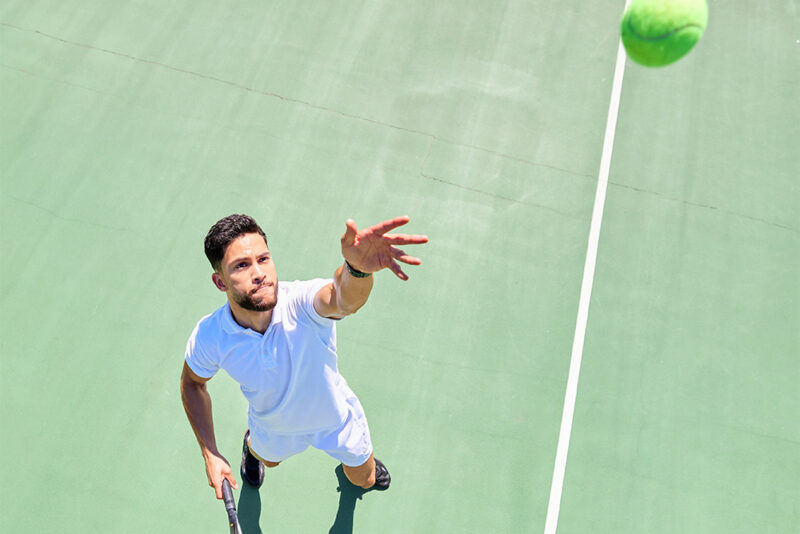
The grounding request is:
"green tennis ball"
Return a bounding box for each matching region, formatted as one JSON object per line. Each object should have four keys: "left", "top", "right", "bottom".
{"left": 621, "top": 0, "right": 708, "bottom": 67}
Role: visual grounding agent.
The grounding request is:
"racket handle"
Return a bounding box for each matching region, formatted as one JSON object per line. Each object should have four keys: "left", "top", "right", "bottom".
{"left": 221, "top": 479, "right": 242, "bottom": 534}
{"left": 221, "top": 479, "right": 236, "bottom": 510}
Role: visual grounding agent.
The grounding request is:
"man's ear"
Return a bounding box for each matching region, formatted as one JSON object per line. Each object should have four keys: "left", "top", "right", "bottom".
{"left": 211, "top": 272, "right": 227, "bottom": 292}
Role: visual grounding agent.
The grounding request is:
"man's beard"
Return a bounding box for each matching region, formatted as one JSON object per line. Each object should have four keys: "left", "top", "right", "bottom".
{"left": 232, "top": 284, "right": 277, "bottom": 312}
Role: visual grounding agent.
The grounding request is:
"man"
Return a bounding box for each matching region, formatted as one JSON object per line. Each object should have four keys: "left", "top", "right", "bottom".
{"left": 181, "top": 214, "right": 428, "bottom": 499}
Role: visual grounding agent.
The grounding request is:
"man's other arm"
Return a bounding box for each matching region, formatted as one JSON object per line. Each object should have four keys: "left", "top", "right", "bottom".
{"left": 180, "top": 362, "right": 238, "bottom": 498}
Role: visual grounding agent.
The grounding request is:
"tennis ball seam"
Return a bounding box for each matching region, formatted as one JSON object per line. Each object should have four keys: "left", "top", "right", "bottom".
{"left": 625, "top": 19, "right": 703, "bottom": 42}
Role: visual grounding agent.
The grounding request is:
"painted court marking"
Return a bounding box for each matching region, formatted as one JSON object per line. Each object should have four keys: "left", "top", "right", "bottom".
{"left": 543, "top": 10, "right": 630, "bottom": 534}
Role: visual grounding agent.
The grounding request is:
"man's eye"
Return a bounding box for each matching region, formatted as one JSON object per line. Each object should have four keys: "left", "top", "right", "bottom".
{"left": 237, "top": 262, "right": 248, "bottom": 269}
{"left": 259, "top": 257, "right": 270, "bottom": 263}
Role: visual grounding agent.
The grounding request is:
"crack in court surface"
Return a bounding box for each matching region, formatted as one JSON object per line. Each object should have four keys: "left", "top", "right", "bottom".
{"left": 1, "top": 21, "right": 591, "bottom": 183}
{"left": 417, "top": 140, "right": 586, "bottom": 219}
{"left": 3, "top": 22, "right": 796, "bottom": 235}
{"left": 1, "top": 192, "right": 138, "bottom": 234}
{"left": 608, "top": 182, "right": 799, "bottom": 234}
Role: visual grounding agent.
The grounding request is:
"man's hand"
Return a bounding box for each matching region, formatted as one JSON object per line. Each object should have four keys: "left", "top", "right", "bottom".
{"left": 340, "top": 216, "right": 428, "bottom": 281}
{"left": 204, "top": 451, "right": 239, "bottom": 500}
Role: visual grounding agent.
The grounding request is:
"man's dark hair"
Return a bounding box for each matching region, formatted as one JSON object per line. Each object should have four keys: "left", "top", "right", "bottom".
{"left": 204, "top": 214, "right": 268, "bottom": 272}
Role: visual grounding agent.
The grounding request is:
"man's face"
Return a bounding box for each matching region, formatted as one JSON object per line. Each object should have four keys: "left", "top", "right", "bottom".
{"left": 213, "top": 233, "right": 277, "bottom": 312}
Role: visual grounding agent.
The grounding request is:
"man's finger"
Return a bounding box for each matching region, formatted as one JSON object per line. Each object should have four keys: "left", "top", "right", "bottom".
{"left": 391, "top": 246, "right": 422, "bottom": 265}
{"left": 383, "top": 233, "right": 429, "bottom": 245}
{"left": 388, "top": 260, "right": 409, "bottom": 281}
{"left": 369, "top": 215, "right": 411, "bottom": 236}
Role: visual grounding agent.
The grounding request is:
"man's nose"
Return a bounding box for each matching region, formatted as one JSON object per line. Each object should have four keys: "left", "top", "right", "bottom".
{"left": 251, "top": 263, "right": 265, "bottom": 281}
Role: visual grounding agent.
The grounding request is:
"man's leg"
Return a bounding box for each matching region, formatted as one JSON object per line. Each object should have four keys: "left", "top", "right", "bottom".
{"left": 341, "top": 454, "right": 391, "bottom": 490}
{"left": 247, "top": 435, "right": 281, "bottom": 468}
{"left": 342, "top": 453, "right": 376, "bottom": 489}
{"left": 319, "top": 391, "right": 389, "bottom": 490}
{"left": 241, "top": 430, "right": 284, "bottom": 488}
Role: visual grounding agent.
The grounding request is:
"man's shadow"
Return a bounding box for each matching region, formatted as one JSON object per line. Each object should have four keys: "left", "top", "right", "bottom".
{"left": 237, "top": 483, "right": 263, "bottom": 534}
{"left": 235, "top": 465, "right": 380, "bottom": 533}
{"left": 329, "top": 464, "right": 384, "bottom": 534}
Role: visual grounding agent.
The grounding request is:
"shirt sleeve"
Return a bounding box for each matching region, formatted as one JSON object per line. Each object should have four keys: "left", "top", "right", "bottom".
{"left": 294, "top": 278, "right": 335, "bottom": 327}
{"left": 184, "top": 322, "right": 220, "bottom": 379}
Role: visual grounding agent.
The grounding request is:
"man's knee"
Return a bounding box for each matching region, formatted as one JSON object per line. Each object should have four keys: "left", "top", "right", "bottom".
{"left": 344, "top": 466, "right": 375, "bottom": 489}
{"left": 361, "top": 472, "right": 376, "bottom": 489}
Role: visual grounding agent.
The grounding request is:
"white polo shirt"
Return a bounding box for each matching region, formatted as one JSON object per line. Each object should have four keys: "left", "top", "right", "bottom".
{"left": 185, "top": 279, "right": 351, "bottom": 435}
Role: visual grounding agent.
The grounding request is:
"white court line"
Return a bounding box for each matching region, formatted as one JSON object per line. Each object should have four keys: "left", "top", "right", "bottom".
{"left": 543, "top": 9, "right": 630, "bottom": 534}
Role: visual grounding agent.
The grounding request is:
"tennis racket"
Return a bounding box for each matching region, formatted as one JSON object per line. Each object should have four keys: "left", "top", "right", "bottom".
{"left": 221, "top": 479, "right": 242, "bottom": 534}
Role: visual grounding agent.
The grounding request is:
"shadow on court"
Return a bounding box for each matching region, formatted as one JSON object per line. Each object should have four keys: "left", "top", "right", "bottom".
{"left": 329, "top": 464, "right": 384, "bottom": 534}
{"left": 235, "top": 465, "right": 382, "bottom": 533}
{"left": 237, "top": 483, "right": 263, "bottom": 534}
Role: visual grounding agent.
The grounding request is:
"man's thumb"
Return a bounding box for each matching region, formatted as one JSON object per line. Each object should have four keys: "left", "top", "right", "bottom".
{"left": 341, "top": 219, "right": 358, "bottom": 246}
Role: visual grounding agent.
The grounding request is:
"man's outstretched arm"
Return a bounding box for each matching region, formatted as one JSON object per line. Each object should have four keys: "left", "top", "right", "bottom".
{"left": 315, "top": 215, "right": 428, "bottom": 319}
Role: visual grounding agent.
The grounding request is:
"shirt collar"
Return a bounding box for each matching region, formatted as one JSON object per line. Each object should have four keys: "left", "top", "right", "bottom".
{"left": 221, "top": 302, "right": 243, "bottom": 335}
{"left": 220, "top": 300, "right": 280, "bottom": 335}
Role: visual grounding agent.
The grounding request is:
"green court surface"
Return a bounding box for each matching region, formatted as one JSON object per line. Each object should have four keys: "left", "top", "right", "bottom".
{"left": 1, "top": 1, "right": 798, "bottom": 532}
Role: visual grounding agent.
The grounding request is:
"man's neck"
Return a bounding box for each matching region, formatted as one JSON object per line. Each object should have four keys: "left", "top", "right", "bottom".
{"left": 228, "top": 300, "right": 274, "bottom": 334}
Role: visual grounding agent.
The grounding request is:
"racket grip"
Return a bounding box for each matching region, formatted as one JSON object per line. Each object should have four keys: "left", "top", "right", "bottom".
{"left": 221, "top": 479, "right": 236, "bottom": 512}
{"left": 221, "top": 479, "right": 242, "bottom": 534}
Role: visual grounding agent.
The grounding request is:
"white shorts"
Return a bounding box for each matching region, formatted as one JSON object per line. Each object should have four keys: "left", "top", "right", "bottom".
{"left": 248, "top": 391, "right": 373, "bottom": 468}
